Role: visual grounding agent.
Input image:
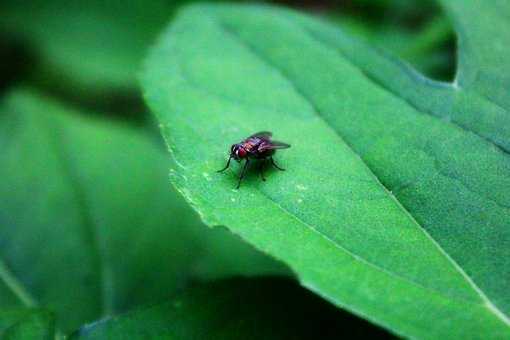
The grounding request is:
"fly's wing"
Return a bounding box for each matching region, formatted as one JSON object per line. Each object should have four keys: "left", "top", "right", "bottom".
{"left": 258, "top": 140, "right": 291, "bottom": 152}
{"left": 269, "top": 140, "right": 291, "bottom": 149}
{"left": 249, "top": 131, "right": 272, "bottom": 139}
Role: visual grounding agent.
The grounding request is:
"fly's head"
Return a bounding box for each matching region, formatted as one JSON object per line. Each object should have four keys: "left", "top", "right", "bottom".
{"left": 230, "top": 143, "right": 247, "bottom": 161}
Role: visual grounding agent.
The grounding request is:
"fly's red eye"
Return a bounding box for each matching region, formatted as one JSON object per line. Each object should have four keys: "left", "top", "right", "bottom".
{"left": 237, "top": 147, "right": 247, "bottom": 158}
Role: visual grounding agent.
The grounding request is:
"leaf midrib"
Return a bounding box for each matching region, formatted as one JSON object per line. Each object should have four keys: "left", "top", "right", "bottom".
{"left": 195, "top": 15, "right": 510, "bottom": 325}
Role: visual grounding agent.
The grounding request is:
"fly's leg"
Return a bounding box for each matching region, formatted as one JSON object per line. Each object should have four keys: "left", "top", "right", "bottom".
{"left": 270, "top": 157, "right": 285, "bottom": 171}
{"left": 259, "top": 160, "right": 266, "bottom": 181}
{"left": 217, "top": 156, "right": 232, "bottom": 173}
{"left": 237, "top": 159, "right": 250, "bottom": 189}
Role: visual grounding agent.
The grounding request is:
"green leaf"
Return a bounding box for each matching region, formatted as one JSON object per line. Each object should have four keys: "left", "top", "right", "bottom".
{"left": 0, "top": 309, "right": 55, "bottom": 340}
{"left": 142, "top": 2, "right": 510, "bottom": 338}
{"left": 308, "top": 1, "right": 510, "bottom": 152}
{"left": 71, "top": 278, "right": 390, "bottom": 339}
{"left": 440, "top": 1, "right": 510, "bottom": 110}
{"left": 0, "top": 0, "right": 179, "bottom": 92}
{"left": 0, "top": 89, "right": 287, "bottom": 332}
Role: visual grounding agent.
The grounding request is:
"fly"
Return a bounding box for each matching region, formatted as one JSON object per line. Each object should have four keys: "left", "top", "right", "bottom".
{"left": 218, "top": 131, "right": 290, "bottom": 189}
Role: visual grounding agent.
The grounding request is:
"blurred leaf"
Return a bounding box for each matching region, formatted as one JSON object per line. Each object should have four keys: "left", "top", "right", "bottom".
{"left": 142, "top": 2, "right": 510, "bottom": 338}
{"left": 188, "top": 225, "right": 289, "bottom": 280}
{"left": 0, "top": 309, "right": 55, "bottom": 340}
{"left": 71, "top": 278, "right": 392, "bottom": 339}
{"left": 0, "top": 89, "right": 287, "bottom": 332}
{"left": 338, "top": 17, "right": 453, "bottom": 80}
{"left": 0, "top": 0, "right": 181, "bottom": 93}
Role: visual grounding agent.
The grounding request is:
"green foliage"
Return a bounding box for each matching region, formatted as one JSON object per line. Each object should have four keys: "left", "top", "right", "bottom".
{"left": 0, "top": 0, "right": 178, "bottom": 92}
{"left": 142, "top": 2, "right": 510, "bottom": 338}
{"left": 327, "top": 0, "right": 454, "bottom": 81}
{"left": 0, "top": 309, "right": 55, "bottom": 340}
{"left": 0, "top": 309, "right": 54, "bottom": 338}
{"left": 1, "top": 0, "right": 507, "bottom": 338}
{"left": 0, "top": 90, "right": 287, "bottom": 334}
{"left": 442, "top": 1, "right": 510, "bottom": 109}
{"left": 334, "top": 15, "right": 453, "bottom": 80}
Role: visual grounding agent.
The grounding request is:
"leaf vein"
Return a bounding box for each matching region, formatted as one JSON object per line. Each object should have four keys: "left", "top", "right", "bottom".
{"left": 300, "top": 25, "right": 510, "bottom": 156}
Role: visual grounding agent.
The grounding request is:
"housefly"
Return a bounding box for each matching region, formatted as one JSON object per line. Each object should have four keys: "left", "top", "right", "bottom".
{"left": 218, "top": 131, "right": 290, "bottom": 189}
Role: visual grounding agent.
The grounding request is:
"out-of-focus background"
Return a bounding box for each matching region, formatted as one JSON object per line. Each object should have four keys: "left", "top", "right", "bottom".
{"left": 0, "top": 0, "right": 454, "bottom": 125}
{"left": 0, "top": 0, "right": 455, "bottom": 337}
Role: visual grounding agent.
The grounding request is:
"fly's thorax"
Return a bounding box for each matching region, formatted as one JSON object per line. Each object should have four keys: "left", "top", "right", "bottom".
{"left": 242, "top": 138, "right": 260, "bottom": 152}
